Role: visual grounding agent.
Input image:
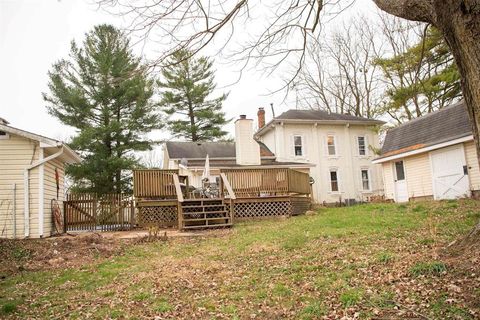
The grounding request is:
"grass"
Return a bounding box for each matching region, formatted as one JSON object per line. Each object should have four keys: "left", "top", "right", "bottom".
{"left": 410, "top": 261, "right": 447, "bottom": 276}
{"left": 0, "top": 200, "right": 479, "bottom": 319}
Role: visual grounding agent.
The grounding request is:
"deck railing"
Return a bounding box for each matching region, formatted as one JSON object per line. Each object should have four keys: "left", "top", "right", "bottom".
{"left": 220, "top": 168, "right": 310, "bottom": 197}
{"left": 133, "top": 169, "right": 178, "bottom": 198}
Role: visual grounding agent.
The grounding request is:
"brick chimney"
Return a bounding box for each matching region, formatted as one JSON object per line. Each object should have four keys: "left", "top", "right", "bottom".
{"left": 257, "top": 107, "right": 265, "bottom": 129}
{"left": 235, "top": 115, "right": 261, "bottom": 166}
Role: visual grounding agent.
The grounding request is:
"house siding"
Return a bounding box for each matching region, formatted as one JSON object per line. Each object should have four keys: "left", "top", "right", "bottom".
{"left": 43, "top": 155, "right": 65, "bottom": 237}
{"left": 0, "top": 134, "right": 39, "bottom": 238}
{"left": 259, "top": 123, "right": 382, "bottom": 203}
{"left": 404, "top": 153, "right": 433, "bottom": 199}
{"left": 382, "top": 162, "right": 395, "bottom": 200}
{"left": 382, "top": 140, "right": 479, "bottom": 201}
{"left": 464, "top": 141, "right": 480, "bottom": 191}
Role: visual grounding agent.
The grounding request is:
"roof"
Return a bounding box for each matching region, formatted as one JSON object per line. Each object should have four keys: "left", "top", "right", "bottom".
{"left": 256, "top": 109, "right": 384, "bottom": 137}
{"left": 165, "top": 141, "right": 275, "bottom": 159}
{"left": 181, "top": 158, "right": 314, "bottom": 168}
{"left": 379, "top": 101, "right": 471, "bottom": 159}
{"left": 0, "top": 122, "right": 82, "bottom": 164}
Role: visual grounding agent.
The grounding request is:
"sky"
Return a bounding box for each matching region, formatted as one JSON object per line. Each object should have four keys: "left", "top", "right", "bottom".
{"left": 0, "top": 0, "right": 379, "bottom": 146}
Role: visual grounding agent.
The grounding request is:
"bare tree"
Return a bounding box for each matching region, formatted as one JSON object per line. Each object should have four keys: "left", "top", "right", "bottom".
{"left": 292, "top": 15, "right": 384, "bottom": 118}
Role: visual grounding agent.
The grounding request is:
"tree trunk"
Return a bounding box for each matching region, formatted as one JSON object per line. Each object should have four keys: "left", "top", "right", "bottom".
{"left": 373, "top": 0, "right": 480, "bottom": 241}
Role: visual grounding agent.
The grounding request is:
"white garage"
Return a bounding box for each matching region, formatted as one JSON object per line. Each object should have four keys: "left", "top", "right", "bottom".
{"left": 373, "top": 102, "right": 480, "bottom": 202}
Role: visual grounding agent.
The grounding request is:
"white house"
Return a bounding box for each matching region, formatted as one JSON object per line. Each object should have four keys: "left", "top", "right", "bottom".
{"left": 254, "top": 108, "right": 385, "bottom": 204}
{"left": 373, "top": 102, "right": 480, "bottom": 202}
{"left": 162, "top": 115, "right": 314, "bottom": 187}
{"left": 0, "top": 118, "right": 81, "bottom": 238}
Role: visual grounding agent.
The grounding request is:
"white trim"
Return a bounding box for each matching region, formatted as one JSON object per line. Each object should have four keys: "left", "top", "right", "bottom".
{"left": 372, "top": 135, "right": 474, "bottom": 164}
{"left": 38, "top": 148, "right": 44, "bottom": 237}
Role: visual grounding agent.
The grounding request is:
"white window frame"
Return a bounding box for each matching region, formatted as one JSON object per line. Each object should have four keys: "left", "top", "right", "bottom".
{"left": 357, "top": 136, "right": 367, "bottom": 156}
{"left": 329, "top": 168, "right": 340, "bottom": 193}
{"left": 0, "top": 131, "right": 9, "bottom": 140}
{"left": 360, "top": 168, "right": 371, "bottom": 192}
{"left": 326, "top": 134, "right": 337, "bottom": 156}
{"left": 293, "top": 135, "right": 303, "bottom": 157}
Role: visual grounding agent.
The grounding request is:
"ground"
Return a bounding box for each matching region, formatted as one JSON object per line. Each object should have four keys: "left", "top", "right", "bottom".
{"left": 1, "top": 200, "right": 479, "bottom": 319}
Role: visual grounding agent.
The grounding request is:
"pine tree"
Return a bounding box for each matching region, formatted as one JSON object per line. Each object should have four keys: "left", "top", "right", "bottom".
{"left": 43, "top": 24, "right": 161, "bottom": 194}
{"left": 158, "top": 50, "right": 229, "bottom": 141}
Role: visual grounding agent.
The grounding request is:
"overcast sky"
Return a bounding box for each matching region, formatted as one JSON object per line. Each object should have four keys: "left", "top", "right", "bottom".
{"left": 0, "top": 0, "right": 379, "bottom": 146}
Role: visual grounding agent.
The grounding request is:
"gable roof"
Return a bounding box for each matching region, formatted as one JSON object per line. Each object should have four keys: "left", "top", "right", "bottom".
{"left": 165, "top": 141, "right": 275, "bottom": 160}
{"left": 0, "top": 122, "right": 82, "bottom": 164}
{"left": 379, "top": 101, "right": 472, "bottom": 159}
{"left": 256, "top": 109, "right": 384, "bottom": 137}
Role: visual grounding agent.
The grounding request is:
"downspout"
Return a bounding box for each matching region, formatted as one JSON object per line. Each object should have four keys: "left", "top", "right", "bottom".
{"left": 24, "top": 147, "right": 64, "bottom": 237}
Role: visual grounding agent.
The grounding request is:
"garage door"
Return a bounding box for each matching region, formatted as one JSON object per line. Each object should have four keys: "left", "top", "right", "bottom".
{"left": 430, "top": 145, "right": 470, "bottom": 200}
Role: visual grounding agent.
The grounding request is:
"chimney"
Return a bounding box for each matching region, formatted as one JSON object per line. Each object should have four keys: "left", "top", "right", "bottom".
{"left": 257, "top": 107, "right": 265, "bottom": 129}
{"left": 235, "top": 115, "right": 261, "bottom": 166}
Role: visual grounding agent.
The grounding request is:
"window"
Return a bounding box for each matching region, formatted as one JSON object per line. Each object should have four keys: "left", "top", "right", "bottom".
{"left": 0, "top": 131, "right": 8, "bottom": 140}
{"left": 357, "top": 136, "right": 366, "bottom": 156}
{"left": 394, "top": 161, "right": 405, "bottom": 181}
{"left": 361, "top": 169, "right": 370, "bottom": 190}
{"left": 327, "top": 135, "right": 336, "bottom": 155}
{"left": 294, "top": 135, "right": 303, "bottom": 156}
{"left": 330, "top": 169, "right": 339, "bottom": 192}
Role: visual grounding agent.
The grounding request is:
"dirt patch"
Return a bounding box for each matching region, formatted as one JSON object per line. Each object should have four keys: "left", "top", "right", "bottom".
{"left": 0, "top": 233, "right": 130, "bottom": 277}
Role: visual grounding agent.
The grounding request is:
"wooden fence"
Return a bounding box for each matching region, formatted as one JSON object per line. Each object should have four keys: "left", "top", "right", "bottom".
{"left": 133, "top": 169, "right": 178, "bottom": 198}
{"left": 64, "top": 193, "right": 134, "bottom": 232}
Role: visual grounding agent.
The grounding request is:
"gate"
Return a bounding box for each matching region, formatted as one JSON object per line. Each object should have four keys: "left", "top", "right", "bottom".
{"left": 64, "top": 193, "right": 135, "bottom": 232}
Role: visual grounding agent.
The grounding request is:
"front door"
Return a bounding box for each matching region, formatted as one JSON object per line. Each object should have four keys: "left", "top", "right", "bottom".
{"left": 430, "top": 145, "right": 470, "bottom": 200}
{"left": 394, "top": 160, "right": 408, "bottom": 202}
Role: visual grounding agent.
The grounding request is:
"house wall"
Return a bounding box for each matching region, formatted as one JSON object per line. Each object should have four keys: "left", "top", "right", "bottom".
{"left": 464, "top": 140, "right": 480, "bottom": 191}
{"left": 259, "top": 123, "right": 383, "bottom": 203}
{"left": 42, "top": 155, "right": 65, "bottom": 237}
{"left": 382, "top": 140, "right": 480, "bottom": 201}
{"left": 404, "top": 153, "right": 433, "bottom": 199}
{"left": 0, "top": 134, "right": 39, "bottom": 238}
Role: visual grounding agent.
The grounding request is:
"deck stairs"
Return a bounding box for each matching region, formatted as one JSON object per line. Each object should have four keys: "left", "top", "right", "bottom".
{"left": 180, "top": 198, "right": 232, "bottom": 230}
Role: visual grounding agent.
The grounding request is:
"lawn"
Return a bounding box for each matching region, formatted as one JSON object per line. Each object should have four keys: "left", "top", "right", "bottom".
{"left": 1, "top": 200, "right": 480, "bottom": 319}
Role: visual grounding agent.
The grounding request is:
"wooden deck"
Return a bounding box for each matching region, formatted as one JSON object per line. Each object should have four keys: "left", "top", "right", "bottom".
{"left": 133, "top": 168, "right": 312, "bottom": 230}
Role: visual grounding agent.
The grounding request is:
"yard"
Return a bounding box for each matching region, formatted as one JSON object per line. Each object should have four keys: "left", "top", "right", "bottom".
{"left": 1, "top": 200, "right": 480, "bottom": 319}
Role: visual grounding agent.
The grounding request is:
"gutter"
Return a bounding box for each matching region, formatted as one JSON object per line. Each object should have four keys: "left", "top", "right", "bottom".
{"left": 24, "top": 147, "right": 65, "bottom": 237}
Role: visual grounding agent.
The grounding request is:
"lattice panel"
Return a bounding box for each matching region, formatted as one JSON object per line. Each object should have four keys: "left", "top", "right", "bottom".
{"left": 231, "top": 200, "right": 292, "bottom": 220}
{"left": 137, "top": 206, "right": 178, "bottom": 227}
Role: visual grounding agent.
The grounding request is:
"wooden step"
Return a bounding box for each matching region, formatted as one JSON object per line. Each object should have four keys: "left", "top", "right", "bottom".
{"left": 182, "top": 210, "right": 228, "bottom": 216}
{"left": 183, "top": 217, "right": 231, "bottom": 222}
{"left": 182, "top": 223, "right": 232, "bottom": 230}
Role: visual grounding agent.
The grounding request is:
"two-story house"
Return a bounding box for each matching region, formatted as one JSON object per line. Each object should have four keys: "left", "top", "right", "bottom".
{"left": 255, "top": 108, "right": 385, "bottom": 204}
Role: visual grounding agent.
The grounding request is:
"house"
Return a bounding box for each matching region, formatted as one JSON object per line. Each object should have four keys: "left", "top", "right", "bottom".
{"left": 372, "top": 101, "right": 480, "bottom": 202}
{"left": 0, "top": 118, "right": 81, "bottom": 239}
{"left": 254, "top": 108, "right": 385, "bottom": 204}
{"left": 162, "top": 115, "right": 314, "bottom": 187}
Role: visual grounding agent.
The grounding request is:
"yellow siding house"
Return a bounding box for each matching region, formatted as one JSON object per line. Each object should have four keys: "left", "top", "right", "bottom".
{"left": 0, "top": 117, "right": 81, "bottom": 238}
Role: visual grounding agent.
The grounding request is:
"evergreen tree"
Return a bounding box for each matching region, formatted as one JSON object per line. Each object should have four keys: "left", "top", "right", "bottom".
{"left": 374, "top": 27, "right": 462, "bottom": 123}
{"left": 43, "top": 24, "right": 161, "bottom": 194}
{"left": 158, "top": 50, "right": 229, "bottom": 141}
